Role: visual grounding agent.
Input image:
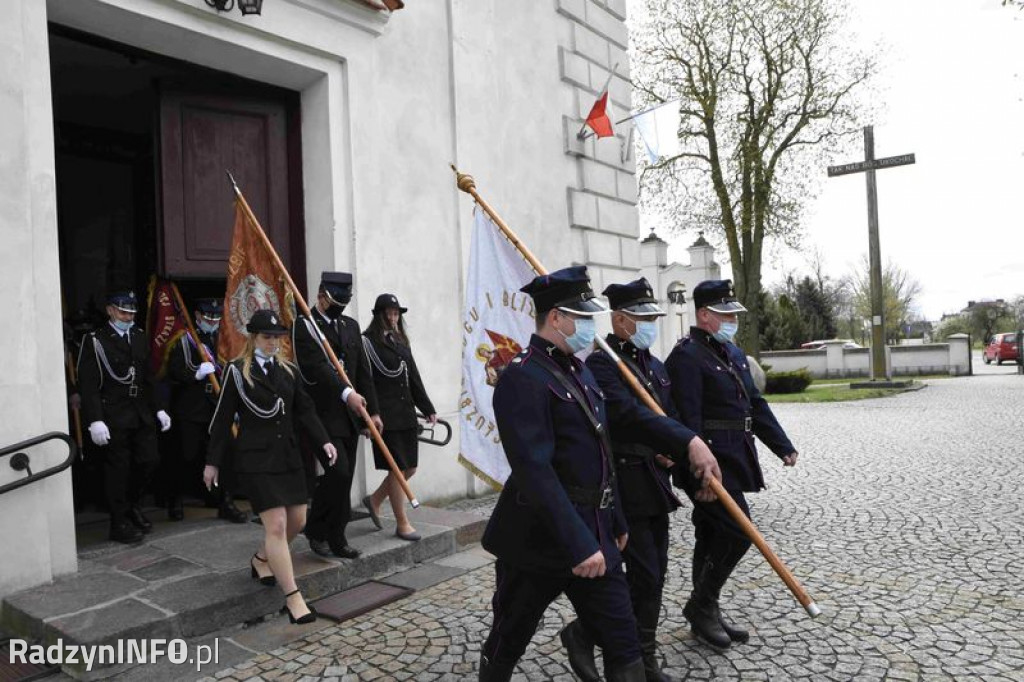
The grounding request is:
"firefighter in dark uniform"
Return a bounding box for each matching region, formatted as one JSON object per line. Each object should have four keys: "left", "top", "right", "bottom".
{"left": 559, "top": 277, "right": 717, "bottom": 682}
{"left": 664, "top": 280, "right": 799, "bottom": 649}
{"left": 165, "top": 298, "right": 247, "bottom": 523}
{"left": 292, "top": 272, "right": 380, "bottom": 559}
{"left": 204, "top": 309, "right": 337, "bottom": 625}
{"left": 478, "top": 267, "right": 721, "bottom": 682}
{"left": 77, "top": 290, "right": 172, "bottom": 544}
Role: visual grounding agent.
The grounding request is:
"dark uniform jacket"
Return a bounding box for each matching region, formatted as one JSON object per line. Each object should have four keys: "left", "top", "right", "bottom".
{"left": 77, "top": 323, "right": 162, "bottom": 430}
{"left": 292, "top": 311, "right": 378, "bottom": 438}
{"left": 361, "top": 331, "right": 435, "bottom": 431}
{"left": 482, "top": 335, "right": 697, "bottom": 575}
{"left": 587, "top": 335, "right": 694, "bottom": 519}
{"left": 207, "top": 358, "right": 329, "bottom": 474}
{"left": 166, "top": 331, "right": 220, "bottom": 424}
{"left": 665, "top": 327, "right": 795, "bottom": 492}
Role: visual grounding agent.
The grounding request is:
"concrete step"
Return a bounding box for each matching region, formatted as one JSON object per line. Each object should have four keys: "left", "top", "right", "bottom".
{"left": 0, "top": 506, "right": 487, "bottom": 680}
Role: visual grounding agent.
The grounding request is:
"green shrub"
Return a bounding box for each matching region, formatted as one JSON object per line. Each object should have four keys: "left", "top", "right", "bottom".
{"left": 765, "top": 369, "right": 812, "bottom": 394}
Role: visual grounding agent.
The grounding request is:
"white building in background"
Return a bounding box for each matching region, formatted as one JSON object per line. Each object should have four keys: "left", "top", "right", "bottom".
{"left": 0, "top": 0, "right": 639, "bottom": 596}
{"left": 640, "top": 231, "right": 721, "bottom": 360}
{"left": 0, "top": 0, "right": 722, "bottom": 597}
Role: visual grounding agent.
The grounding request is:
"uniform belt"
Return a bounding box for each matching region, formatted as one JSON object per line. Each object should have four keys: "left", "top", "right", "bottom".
{"left": 564, "top": 485, "right": 615, "bottom": 509}
{"left": 704, "top": 417, "right": 752, "bottom": 432}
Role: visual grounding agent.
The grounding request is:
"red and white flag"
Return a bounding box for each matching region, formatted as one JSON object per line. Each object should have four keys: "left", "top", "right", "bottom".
{"left": 580, "top": 67, "right": 617, "bottom": 139}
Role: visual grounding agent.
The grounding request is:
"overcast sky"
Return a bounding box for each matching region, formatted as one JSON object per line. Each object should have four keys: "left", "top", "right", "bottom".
{"left": 661, "top": 0, "right": 1024, "bottom": 320}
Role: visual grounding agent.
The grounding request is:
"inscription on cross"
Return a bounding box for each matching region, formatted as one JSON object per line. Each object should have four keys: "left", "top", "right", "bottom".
{"left": 827, "top": 125, "right": 915, "bottom": 382}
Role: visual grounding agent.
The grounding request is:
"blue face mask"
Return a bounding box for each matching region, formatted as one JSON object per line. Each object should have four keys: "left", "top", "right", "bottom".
{"left": 559, "top": 315, "right": 597, "bottom": 354}
{"left": 197, "top": 319, "right": 219, "bottom": 334}
{"left": 112, "top": 319, "right": 134, "bottom": 333}
{"left": 713, "top": 320, "right": 739, "bottom": 344}
{"left": 254, "top": 347, "right": 277, "bottom": 361}
{"left": 630, "top": 320, "right": 659, "bottom": 350}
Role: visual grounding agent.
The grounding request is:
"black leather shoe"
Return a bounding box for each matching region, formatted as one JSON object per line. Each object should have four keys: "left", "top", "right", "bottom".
{"left": 606, "top": 658, "right": 647, "bottom": 682}
{"left": 307, "top": 536, "right": 332, "bottom": 558}
{"left": 331, "top": 544, "right": 361, "bottom": 560}
{"left": 218, "top": 502, "right": 248, "bottom": 524}
{"left": 167, "top": 499, "right": 184, "bottom": 521}
{"left": 683, "top": 598, "right": 731, "bottom": 649}
{"left": 559, "top": 620, "right": 600, "bottom": 682}
{"left": 719, "top": 615, "right": 750, "bottom": 643}
{"left": 127, "top": 507, "right": 153, "bottom": 534}
{"left": 110, "top": 521, "right": 144, "bottom": 544}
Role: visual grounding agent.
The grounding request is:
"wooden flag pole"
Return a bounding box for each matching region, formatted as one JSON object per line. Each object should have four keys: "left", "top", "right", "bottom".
{"left": 452, "top": 165, "right": 820, "bottom": 617}
{"left": 227, "top": 172, "right": 419, "bottom": 507}
{"left": 169, "top": 282, "right": 222, "bottom": 395}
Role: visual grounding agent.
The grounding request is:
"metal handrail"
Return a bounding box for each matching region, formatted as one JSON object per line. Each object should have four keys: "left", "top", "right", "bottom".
{"left": 416, "top": 413, "right": 452, "bottom": 447}
{"left": 0, "top": 432, "right": 77, "bottom": 497}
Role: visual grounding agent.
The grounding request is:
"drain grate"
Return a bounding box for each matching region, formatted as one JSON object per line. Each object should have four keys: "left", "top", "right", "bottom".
{"left": 312, "top": 580, "right": 413, "bottom": 624}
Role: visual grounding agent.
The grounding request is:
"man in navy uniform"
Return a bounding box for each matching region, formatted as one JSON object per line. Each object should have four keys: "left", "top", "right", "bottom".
{"left": 664, "top": 280, "right": 799, "bottom": 649}
{"left": 558, "top": 277, "right": 717, "bottom": 682}
{"left": 292, "top": 271, "right": 379, "bottom": 559}
{"left": 78, "top": 290, "right": 173, "bottom": 543}
{"left": 165, "top": 298, "right": 247, "bottom": 523}
{"left": 478, "top": 267, "right": 721, "bottom": 682}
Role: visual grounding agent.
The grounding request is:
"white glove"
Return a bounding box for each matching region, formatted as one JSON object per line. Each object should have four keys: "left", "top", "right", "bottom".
{"left": 195, "top": 362, "right": 216, "bottom": 380}
{"left": 156, "top": 410, "right": 172, "bottom": 432}
{"left": 89, "top": 421, "right": 110, "bottom": 447}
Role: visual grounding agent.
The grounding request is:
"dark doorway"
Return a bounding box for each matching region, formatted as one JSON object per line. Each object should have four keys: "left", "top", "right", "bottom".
{"left": 49, "top": 27, "right": 304, "bottom": 542}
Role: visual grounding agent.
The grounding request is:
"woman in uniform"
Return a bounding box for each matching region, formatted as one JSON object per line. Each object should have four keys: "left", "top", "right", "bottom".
{"left": 203, "top": 309, "right": 337, "bottom": 624}
{"left": 361, "top": 294, "right": 437, "bottom": 542}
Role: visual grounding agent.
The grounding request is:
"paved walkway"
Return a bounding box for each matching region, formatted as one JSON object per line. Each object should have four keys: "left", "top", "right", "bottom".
{"left": 100, "top": 374, "right": 1024, "bottom": 680}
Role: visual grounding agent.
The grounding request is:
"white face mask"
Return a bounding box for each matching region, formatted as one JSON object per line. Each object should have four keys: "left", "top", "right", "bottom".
{"left": 254, "top": 347, "right": 278, "bottom": 361}
{"left": 713, "top": 320, "right": 739, "bottom": 343}
{"left": 557, "top": 315, "right": 597, "bottom": 354}
{"left": 197, "top": 318, "right": 219, "bottom": 334}
{"left": 630, "top": 320, "right": 658, "bottom": 350}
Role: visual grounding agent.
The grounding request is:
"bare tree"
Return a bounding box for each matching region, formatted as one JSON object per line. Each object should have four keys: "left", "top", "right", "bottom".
{"left": 849, "top": 256, "right": 922, "bottom": 344}
{"left": 632, "top": 0, "right": 875, "bottom": 355}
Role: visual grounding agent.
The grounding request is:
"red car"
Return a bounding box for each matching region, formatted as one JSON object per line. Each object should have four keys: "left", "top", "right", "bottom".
{"left": 983, "top": 332, "right": 1019, "bottom": 365}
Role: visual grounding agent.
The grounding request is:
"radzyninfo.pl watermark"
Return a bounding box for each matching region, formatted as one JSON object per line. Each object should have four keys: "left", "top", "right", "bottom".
{"left": 7, "top": 638, "right": 220, "bottom": 673}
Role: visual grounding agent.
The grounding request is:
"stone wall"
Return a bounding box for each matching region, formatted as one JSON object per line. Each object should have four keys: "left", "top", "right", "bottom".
{"left": 760, "top": 335, "right": 972, "bottom": 379}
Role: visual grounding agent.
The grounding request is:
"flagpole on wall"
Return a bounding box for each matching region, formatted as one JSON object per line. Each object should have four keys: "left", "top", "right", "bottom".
{"left": 451, "top": 165, "right": 820, "bottom": 618}
{"left": 227, "top": 171, "right": 419, "bottom": 508}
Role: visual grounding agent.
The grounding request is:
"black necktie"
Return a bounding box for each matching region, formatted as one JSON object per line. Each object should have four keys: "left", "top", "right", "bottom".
{"left": 263, "top": 360, "right": 274, "bottom": 377}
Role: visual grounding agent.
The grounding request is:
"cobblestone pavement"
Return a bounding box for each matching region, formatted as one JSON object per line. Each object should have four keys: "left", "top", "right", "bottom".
{"left": 202, "top": 375, "right": 1024, "bottom": 681}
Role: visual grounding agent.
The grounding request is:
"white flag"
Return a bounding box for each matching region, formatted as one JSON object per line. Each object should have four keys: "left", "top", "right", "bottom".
{"left": 458, "top": 207, "right": 537, "bottom": 488}
{"left": 631, "top": 100, "right": 682, "bottom": 164}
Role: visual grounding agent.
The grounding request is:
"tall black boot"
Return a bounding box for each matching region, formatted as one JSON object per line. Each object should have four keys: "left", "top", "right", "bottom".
{"left": 478, "top": 654, "right": 515, "bottom": 682}
{"left": 606, "top": 657, "right": 647, "bottom": 682}
{"left": 710, "top": 544, "right": 750, "bottom": 644}
{"left": 635, "top": 596, "right": 679, "bottom": 682}
{"left": 559, "top": 619, "right": 600, "bottom": 682}
{"left": 682, "top": 557, "right": 731, "bottom": 649}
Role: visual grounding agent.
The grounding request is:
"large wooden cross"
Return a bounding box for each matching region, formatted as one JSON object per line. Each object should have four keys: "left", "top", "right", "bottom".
{"left": 828, "top": 126, "right": 915, "bottom": 381}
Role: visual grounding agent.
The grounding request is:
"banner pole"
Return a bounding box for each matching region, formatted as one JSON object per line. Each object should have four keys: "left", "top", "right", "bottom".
{"left": 227, "top": 172, "right": 419, "bottom": 508}
{"left": 451, "top": 165, "right": 820, "bottom": 617}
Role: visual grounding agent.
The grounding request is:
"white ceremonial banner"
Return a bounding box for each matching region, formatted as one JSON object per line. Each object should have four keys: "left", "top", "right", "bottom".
{"left": 458, "top": 207, "right": 537, "bottom": 488}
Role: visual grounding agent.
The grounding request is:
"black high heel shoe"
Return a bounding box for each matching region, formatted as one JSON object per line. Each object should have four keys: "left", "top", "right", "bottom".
{"left": 250, "top": 553, "right": 276, "bottom": 586}
{"left": 283, "top": 589, "right": 317, "bottom": 625}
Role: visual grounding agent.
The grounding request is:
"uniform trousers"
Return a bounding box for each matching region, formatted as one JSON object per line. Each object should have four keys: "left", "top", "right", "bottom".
{"left": 104, "top": 424, "right": 159, "bottom": 521}
{"left": 305, "top": 434, "right": 359, "bottom": 544}
{"left": 483, "top": 558, "right": 641, "bottom": 670}
{"left": 690, "top": 488, "right": 753, "bottom": 576}
{"left": 622, "top": 512, "right": 670, "bottom": 618}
